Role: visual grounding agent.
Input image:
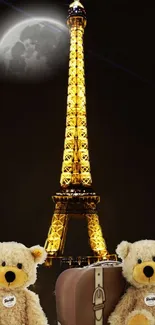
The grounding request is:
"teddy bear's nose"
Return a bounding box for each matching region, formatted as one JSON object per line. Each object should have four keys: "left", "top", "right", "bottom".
{"left": 5, "top": 271, "right": 16, "bottom": 283}
{"left": 143, "top": 265, "right": 154, "bottom": 278}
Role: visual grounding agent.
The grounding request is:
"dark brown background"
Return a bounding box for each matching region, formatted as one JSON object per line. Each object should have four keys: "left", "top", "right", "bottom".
{"left": 0, "top": 0, "right": 155, "bottom": 323}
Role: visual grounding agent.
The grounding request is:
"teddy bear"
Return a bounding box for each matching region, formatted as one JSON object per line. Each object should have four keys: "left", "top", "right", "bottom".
{"left": 0, "top": 241, "right": 49, "bottom": 325}
{"left": 108, "top": 239, "right": 155, "bottom": 325}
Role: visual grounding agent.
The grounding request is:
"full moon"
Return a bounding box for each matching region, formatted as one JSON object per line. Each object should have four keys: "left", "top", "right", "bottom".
{"left": 0, "top": 17, "right": 69, "bottom": 82}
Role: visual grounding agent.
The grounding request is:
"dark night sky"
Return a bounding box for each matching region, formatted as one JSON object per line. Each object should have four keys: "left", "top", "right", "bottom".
{"left": 0, "top": 0, "right": 155, "bottom": 255}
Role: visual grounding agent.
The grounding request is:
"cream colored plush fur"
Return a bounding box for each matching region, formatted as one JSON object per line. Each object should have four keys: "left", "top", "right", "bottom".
{"left": 108, "top": 240, "right": 155, "bottom": 325}
{"left": 0, "top": 241, "right": 49, "bottom": 325}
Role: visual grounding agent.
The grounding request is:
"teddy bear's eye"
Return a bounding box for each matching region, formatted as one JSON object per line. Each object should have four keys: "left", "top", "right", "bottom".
{"left": 2, "top": 261, "right": 6, "bottom": 267}
{"left": 137, "top": 259, "right": 142, "bottom": 264}
{"left": 152, "top": 256, "right": 155, "bottom": 262}
{"left": 17, "top": 263, "right": 22, "bottom": 269}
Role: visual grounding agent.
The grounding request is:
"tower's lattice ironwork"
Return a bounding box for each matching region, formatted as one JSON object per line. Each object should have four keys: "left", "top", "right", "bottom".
{"left": 44, "top": 0, "right": 108, "bottom": 260}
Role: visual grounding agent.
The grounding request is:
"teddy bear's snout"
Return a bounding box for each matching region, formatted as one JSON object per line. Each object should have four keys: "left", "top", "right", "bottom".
{"left": 5, "top": 271, "right": 16, "bottom": 283}
{"left": 143, "top": 265, "right": 154, "bottom": 278}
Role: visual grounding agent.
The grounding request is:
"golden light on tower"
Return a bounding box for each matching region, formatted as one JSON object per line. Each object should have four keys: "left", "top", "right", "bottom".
{"left": 60, "top": 0, "right": 90, "bottom": 187}
{"left": 44, "top": 0, "right": 109, "bottom": 262}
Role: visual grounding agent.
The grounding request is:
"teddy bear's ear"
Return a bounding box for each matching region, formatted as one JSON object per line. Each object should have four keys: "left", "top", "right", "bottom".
{"left": 30, "top": 245, "right": 47, "bottom": 264}
{"left": 116, "top": 241, "right": 131, "bottom": 260}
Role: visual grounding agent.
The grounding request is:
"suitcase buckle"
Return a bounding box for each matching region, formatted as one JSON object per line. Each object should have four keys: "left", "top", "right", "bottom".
{"left": 93, "top": 285, "right": 105, "bottom": 317}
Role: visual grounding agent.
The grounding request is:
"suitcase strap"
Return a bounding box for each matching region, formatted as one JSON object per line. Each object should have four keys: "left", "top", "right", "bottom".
{"left": 93, "top": 267, "right": 105, "bottom": 325}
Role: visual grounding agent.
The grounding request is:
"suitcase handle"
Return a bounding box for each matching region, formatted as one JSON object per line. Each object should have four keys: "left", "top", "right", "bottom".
{"left": 84, "top": 260, "right": 121, "bottom": 268}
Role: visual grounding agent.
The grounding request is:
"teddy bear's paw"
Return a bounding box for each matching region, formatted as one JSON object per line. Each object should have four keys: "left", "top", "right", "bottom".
{"left": 126, "top": 309, "right": 154, "bottom": 325}
{"left": 127, "top": 315, "right": 150, "bottom": 325}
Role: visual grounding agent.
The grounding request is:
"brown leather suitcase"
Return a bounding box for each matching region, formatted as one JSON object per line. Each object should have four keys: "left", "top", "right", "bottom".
{"left": 55, "top": 261, "right": 126, "bottom": 325}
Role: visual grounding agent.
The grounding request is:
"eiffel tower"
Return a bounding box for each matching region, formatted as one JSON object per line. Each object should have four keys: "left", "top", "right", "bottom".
{"left": 44, "top": 0, "right": 109, "bottom": 264}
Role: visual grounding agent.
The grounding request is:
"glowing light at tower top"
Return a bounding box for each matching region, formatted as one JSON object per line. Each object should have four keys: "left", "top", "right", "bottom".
{"left": 67, "top": 0, "right": 87, "bottom": 28}
{"left": 70, "top": 0, "right": 84, "bottom": 9}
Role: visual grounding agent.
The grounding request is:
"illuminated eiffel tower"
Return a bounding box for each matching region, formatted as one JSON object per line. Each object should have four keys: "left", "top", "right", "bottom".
{"left": 44, "top": 0, "right": 109, "bottom": 264}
